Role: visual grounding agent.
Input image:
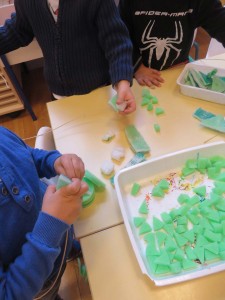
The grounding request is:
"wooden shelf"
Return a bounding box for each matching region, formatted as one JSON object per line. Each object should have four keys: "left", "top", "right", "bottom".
{"left": 0, "top": 66, "right": 24, "bottom": 115}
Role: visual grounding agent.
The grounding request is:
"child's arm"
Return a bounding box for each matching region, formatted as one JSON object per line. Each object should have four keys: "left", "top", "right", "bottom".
{"left": 114, "top": 80, "right": 136, "bottom": 114}
{"left": 134, "top": 63, "right": 165, "bottom": 88}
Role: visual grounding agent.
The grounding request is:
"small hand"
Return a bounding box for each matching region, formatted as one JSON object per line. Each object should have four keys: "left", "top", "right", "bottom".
{"left": 42, "top": 179, "right": 88, "bottom": 225}
{"left": 134, "top": 63, "right": 164, "bottom": 88}
{"left": 54, "top": 154, "right": 85, "bottom": 180}
{"left": 114, "top": 80, "right": 136, "bottom": 114}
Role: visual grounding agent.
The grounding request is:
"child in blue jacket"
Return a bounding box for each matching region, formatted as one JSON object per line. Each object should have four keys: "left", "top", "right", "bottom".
{"left": 0, "top": 0, "right": 136, "bottom": 114}
{"left": 0, "top": 126, "right": 88, "bottom": 299}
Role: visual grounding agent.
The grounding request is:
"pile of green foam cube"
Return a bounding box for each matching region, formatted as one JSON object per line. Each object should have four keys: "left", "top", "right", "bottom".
{"left": 184, "top": 68, "right": 225, "bottom": 93}
{"left": 133, "top": 154, "right": 225, "bottom": 276}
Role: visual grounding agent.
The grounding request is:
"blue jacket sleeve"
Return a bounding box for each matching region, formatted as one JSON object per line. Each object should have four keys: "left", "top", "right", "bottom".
{"left": 28, "top": 146, "right": 62, "bottom": 179}
{"left": 0, "top": 212, "right": 70, "bottom": 300}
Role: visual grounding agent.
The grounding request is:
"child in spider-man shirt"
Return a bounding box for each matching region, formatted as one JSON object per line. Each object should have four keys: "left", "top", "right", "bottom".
{"left": 119, "top": 0, "right": 225, "bottom": 88}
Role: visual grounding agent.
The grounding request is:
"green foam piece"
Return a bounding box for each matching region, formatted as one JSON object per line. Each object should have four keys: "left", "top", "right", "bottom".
{"left": 154, "top": 123, "right": 160, "bottom": 132}
{"left": 144, "top": 232, "right": 155, "bottom": 243}
{"left": 84, "top": 169, "right": 105, "bottom": 191}
{"left": 207, "top": 211, "right": 220, "bottom": 223}
{"left": 174, "top": 233, "right": 188, "bottom": 247}
{"left": 199, "top": 218, "right": 213, "bottom": 231}
{"left": 151, "top": 96, "right": 158, "bottom": 104}
{"left": 158, "top": 179, "right": 169, "bottom": 191}
{"left": 173, "top": 248, "right": 185, "bottom": 261}
{"left": 193, "top": 108, "right": 216, "bottom": 121}
{"left": 210, "top": 222, "right": 222, "bottom": 233}
{"left": 170, "top": 208, "right": 182, "bottom": 220}
{"left": 161, "top": 212, "right": 172, "bottom": 224}
{"left": 125, "top": 125, "right": 150, "bottom": 153}
{"left": 193, "top": 225, "right": 204, "bottom": 236}
{"left": 133, "top": 217, "right": 145, "bottom": 228}
{"left": 181, "top": 167, "right": 195, "bottom": 177}
{"left": 139, "top": 200, "right": 148, "bottom": 214}
{"left": 207, "top": 167, "right": 219, "bottom": 179}
{"left": 182, "top": 229, "right": 195, "bottom": 243}
{"left": 201, "top": 115, "right": 225, "bottom": 133}
{"left": 194, "top": 246, "right": 205, "bottom": 263}
{"left": 185, "top": 246, "right": 197, "bottom": 260}
{"left": 165, "top": 236, "right": 177, "bottom": 252}
{"left": 155, "top": 264, "right": 170, "bottom": 275}
{"left": 193, "top": 186, "right": 206, "bottom": 197}
{"left": 182, "top": 259, "right": 198, "bottom": 270}
{"left": 142, "top": 88, "right": 151, "bottom": 99}
{"left": 207, "top": 68, "right": 218, "bottom": 79}
{"left": 204, "top": 229, "right": 221, "bottom": 242}
{"left": 170, "top": 261, "right": 182, "bottom": 274}
{"left": 152, "top": 185, "right": 165, "bottom": 198}
{"left": 146, "top": 241, "right": 158, "bottom": 256}
{"left": 147, "top": 103, "right": 153, "bottom": 111}
{"left": 175, "top": 225, "right": 187, "bottom": 234}
{"left": 108, "top": 94, "right": 118, "bottom": 112}
{"left": 155, "top": 107, "right": 164, "bottom": 116}
{"left": 211, "top": 75, "right": 225, "bottom": 92}
{"left": 187, "top": 212, "right": 199, "bottom": 225}
{"left": 177, "top": 194, "right": 190, "bottom": 205}
{"left": 163, "top": 224, "right": 174, "bottom": 235}
{"left": 139, "top": 222, "right": 152, "bottom": 235}
{"left": 185, "top": 158, "right": 198, "bottom": 169}
{"left": 204, "top": 249, "right": 219, "bottom": 261}
{"left": 153, "top": 216, "right": 164, "bottom": 231}
{"left": 141, "top": 97, "right": 150, "bottom": 106}
{"left": 205, "top": 242, "right": 219, "bottom": 254}
{"left": 155, "top": 250, "right": 170, "bottom": 266}
{"left": 56, "top": 174, "right": 72, "bottom": 190}
{"left": 155, "top": 231, "right": 167, "bottom": 246}
{"left": 82, "top": 177, "right": 95, "bottom": 208}
{"left": 216, "top": 171, "right": 225, "bottom": 182}
{"left": 219, "top": 251, "right": 225, "bottom": 260}
{"left": 188, "top": 68, "right": 206, "bottom": 88}
{"left": 131, "top": 182, "right": 141, "bottom": 196}
{"left": 177, "top": 216, "right": 188, "bottom": 226}
{"left": 188, "top": 195, "right": 200, "bottom": 206}
{"left": 214, "top": 181, "right": 225, "bottom": 193}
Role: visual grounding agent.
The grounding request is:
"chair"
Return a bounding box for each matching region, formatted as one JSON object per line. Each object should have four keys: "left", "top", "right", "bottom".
{"left": 35, "top": 126, "right": 55, "bottom": 151}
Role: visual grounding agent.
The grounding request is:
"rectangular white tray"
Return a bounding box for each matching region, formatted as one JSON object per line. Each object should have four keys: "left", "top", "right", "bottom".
{"left": 177, "top": 62, "right": 225, "bottom": 105}
{"left": 114, "top": 141, "right": 225, "bottom": 286}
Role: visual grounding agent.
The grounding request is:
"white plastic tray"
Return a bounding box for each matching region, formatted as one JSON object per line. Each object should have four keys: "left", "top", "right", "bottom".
{"left": 177, "top": 62, "right": 225, "bottom": 105}
{"left": 114, "top": 142, "right": 225, "bottom": 286}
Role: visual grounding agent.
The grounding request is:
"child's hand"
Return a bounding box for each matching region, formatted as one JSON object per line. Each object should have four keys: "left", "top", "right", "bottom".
{"left": 42, "top": 179, "right": 88, "bottom": 225}
{"left": 54, "top": 154, "right": 85, "bottom": 180}
{"left": 134, "top": 63, "right": 164, "bottom": 87}
{"left": 114, "top": 80, "right": 136, "bottom": 114}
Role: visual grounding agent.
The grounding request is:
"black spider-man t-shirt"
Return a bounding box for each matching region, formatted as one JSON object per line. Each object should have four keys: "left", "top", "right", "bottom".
{"left": 119, "top": 0, "right": 225, "bottom": 71}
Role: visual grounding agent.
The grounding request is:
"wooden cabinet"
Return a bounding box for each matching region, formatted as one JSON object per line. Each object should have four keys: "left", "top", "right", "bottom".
{"left": 0, "top": 65, "right": 24, "bottom": 116}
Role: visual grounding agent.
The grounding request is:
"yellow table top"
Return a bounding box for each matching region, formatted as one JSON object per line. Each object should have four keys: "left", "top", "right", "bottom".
{"left": 81, "top": 224, "right": 225, "bottom": 300}
{"left": 47, "top": 55, "right": 225, "bottom": 238}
